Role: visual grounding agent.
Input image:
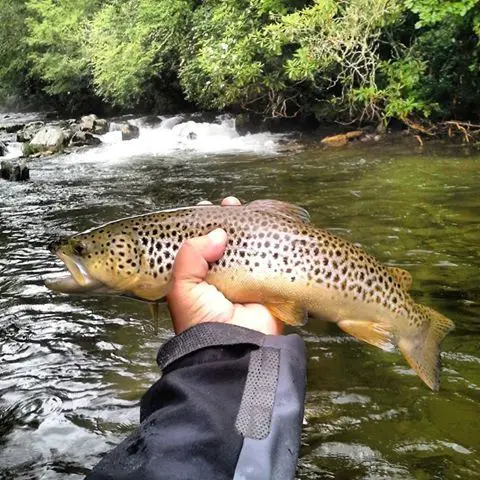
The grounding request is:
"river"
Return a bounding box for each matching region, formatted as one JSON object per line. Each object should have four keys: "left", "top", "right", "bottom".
{"left": 1, "top": 116, "right": 479, "bottom": 479}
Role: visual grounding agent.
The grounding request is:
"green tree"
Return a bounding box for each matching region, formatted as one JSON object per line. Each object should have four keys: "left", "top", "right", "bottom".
{"left": 25, "top": 0, "right": 103, "bottom": 110}
{"left": 0, "top": 0, "right": 29, "bottom": 106}
{"left": 88, "top": 0, "right": 194, "bottom": 109}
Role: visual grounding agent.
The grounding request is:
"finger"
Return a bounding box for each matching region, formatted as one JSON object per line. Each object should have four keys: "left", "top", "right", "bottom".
{"left": 197, "top": 200, "right": 213, "bottom": 205}
{"left": 221, "top": 196, "right": 242, "bottom": 206}
{"left": 170, "top": 229, "right": 227, "bottom": 286}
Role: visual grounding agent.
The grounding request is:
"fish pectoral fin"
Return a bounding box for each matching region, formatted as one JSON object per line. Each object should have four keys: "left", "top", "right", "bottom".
{"left": 115, "top": 276, "right": 141, "bottom": 292}
{"left": 398, "top": 304, "right": 455, "bottom": 391}
{"left": 265, "top": 300, "right": 307, "bottom": 326}
{"left": 338, "top": 320, "right": 394, "bottom": 351}
{"left": 387, "top": 267, "right": 413, "bottom": 291}
{"left": 245, "top": 200, "right": 310, "bottom": 224}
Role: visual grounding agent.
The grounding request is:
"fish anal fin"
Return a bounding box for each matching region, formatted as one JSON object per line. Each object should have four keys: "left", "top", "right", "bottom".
{"left": 398, "top": 304, "right": 455, "bottom": 391}
{"left": 338, "top": 320, "right": 394, "bottom": 351}
{"left": 245, "top": 200, "right": 310, "bottom": 224}
{"left": 387, "top": 267, "right": 413, "bottom": 291}
{"left": 265, "top": 300, "right": 307, "bottom": 326}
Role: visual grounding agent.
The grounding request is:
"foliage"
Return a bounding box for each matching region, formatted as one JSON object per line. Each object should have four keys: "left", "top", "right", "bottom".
{"left": 88, "top": 0, "right": 194, "bottom": 107}
{"left": 0, "top": 0, "right": 29, "bottom": 105}
{"left": 26, "top": 1, "right": 101, "bottom": 95}
{"left": 0, "top": 0, "right": 479, "bottom": 124}
{"left": 404, "top": 0, "right": 479, "bottom": 28}
{"left": 178, "top": 1, "right": 276, "bottom": 113}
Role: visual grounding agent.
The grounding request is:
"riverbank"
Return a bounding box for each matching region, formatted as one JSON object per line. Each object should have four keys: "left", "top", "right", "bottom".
{"left": 2, "top": 111, "right": 479, "bottom": 172}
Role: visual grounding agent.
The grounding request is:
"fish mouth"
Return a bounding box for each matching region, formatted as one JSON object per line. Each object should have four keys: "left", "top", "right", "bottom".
{"left": 45, "top": 251, "right": 118, "bottom": 295}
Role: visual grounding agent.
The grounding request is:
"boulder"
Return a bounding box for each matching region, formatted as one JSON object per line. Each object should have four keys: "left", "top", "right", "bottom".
{"left": 79, "top": 114, "right": 97, "bottom": 132}
{"left": 94, "top": 118, "right": 108, "bottom": 135}
{"left": 79, "top": 114, "right": 108, "bottom": 134}
{"left": 29, "top": 126, "right": 65, "bottom": 154}
{"left": 16, "top": 121, "right": 45, "bottom": 143}
{"left": 1, "top": 160, "right": 29, "bottom": 181}
{"left": 69, "top": 130, "right": 102, "bottom": 147}
{"left": 121, "top": 123, "right": 140, "bottom": 141}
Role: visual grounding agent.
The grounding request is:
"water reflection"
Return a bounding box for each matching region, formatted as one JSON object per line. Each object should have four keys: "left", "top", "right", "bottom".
{"left": 0, "top": 137, "right": 479, "bottom": 478}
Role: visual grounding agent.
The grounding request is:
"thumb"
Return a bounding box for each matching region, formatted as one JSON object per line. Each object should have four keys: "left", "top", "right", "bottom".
{"left": 170, "top": 228, "right": 227, "bottom": 289}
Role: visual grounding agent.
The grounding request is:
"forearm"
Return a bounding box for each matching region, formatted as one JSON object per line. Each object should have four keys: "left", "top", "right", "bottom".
{"left": 87, "top": 323, "right": 307, "bottom": 480}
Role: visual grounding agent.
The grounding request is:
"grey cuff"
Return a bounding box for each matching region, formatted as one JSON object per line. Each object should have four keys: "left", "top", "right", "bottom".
{"left": 234, "top": 334, "right": 307, "bottom": 480}
{"left": 156, "top": 322, "right": 265, "bottom": 370}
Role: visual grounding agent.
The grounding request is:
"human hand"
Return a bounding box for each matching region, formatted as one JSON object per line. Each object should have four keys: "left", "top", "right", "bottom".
{"left": 166, "top": 196, "right": 283, "bottom": 336}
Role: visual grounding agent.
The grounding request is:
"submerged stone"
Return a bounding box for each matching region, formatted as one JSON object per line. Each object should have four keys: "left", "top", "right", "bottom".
{"left": 121, "top": 123, "right": 140, "bottom": 141}
{"left": 1, "top": 160, "right": 29, "bottom": 181}
{"left": 69, "top": 131, "right": 102, "bottom": 147}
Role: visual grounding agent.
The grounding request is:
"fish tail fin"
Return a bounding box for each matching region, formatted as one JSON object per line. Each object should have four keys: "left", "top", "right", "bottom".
{"left": 398, "top": 304, "right": 455, "bottom": 391}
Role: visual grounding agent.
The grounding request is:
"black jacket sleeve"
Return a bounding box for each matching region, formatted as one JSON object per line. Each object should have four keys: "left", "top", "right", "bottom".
{"left": 86, "top": 323, "right": 307, "bottom": 480}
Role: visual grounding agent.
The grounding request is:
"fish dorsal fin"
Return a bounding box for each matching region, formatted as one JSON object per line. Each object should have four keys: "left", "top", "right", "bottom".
{"left": 265, "top": 300, "right": 308, "bottom": 326}
{"left": 245, "top": 200, "right": 310, "bottom": 223}
{"left": 387, "top": 266, "right": 413, "bottom": 291}
{"left": 338, "top": 320, "right": 394, "bottom": 351}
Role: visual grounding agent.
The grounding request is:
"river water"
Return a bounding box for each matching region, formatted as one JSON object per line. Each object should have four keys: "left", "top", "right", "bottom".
{"left": 1, "top": 116, "right": 479, "bottom": 479}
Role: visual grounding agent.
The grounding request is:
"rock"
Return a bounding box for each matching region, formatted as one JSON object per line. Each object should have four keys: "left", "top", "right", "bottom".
{"left": 29, "top": 126, "right": 65, "bottom": 154}
{"left": 1, "top": 160, "right": 29, "bottom": 181}
{"left": 79, "top": 114, "right": 108, "bottom": 134}
{"left": 16, "top": 121, "right": 45, "bottom": 143}
{"left": 0, "top": 123, "right": 25, "bottom": 134}
{"left": 360, "top": 133, "right": 383, "bottom": 142}
{"left": 321, "top": 134, "right": 349, "bottom": 147}
{"left": 121, "top": 123, "right": 140, "bottom": 141}
{"left": 79, "top": 114, "right": 97, "bottom": 132}
{"left": 69, "top": 130, "right": 102, "bottom": 147}
{"left": 0, "top": 142, "right": 6, "bottom": 156}
{"left": 94, "top": 118, "right": 108, "bottom": 135}
{"left": 321, "top": 130, "right": 364, "bottom": 147}
{"left": 345, "top": 130, "right": 364, "bottom": 140}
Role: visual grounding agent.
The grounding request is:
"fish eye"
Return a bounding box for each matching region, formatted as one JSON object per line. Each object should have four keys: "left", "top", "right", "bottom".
{"left": 72, "top": 242, "right": 87, "bottom": 257}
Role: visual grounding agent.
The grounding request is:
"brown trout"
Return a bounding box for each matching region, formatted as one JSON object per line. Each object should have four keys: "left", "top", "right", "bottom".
{"left": 45, "top": 200, "right": 454, "bottom": 390}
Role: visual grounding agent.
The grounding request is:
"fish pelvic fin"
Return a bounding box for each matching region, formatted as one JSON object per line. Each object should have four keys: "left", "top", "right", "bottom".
{"left": 338, "top": 320, "right": 394, "bottom": 351}
{"left": 149, "top": 302, "right": 160, "bottom": 334}
{"left": 387, "top": 266, "right": 413, "bottom": 291}
{"left": 265, "top": 300, "right": 307, "bottom": 326}
{"left": 245, "top": 200, "right": 310, "bottom": 224}
{"left": 398, "top": 305, "right": 455, "bottom": 391}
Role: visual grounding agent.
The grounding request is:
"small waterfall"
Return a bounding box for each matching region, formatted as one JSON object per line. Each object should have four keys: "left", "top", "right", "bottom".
{"left": 68, "top": 114, "right": 281, "bottom": 163}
